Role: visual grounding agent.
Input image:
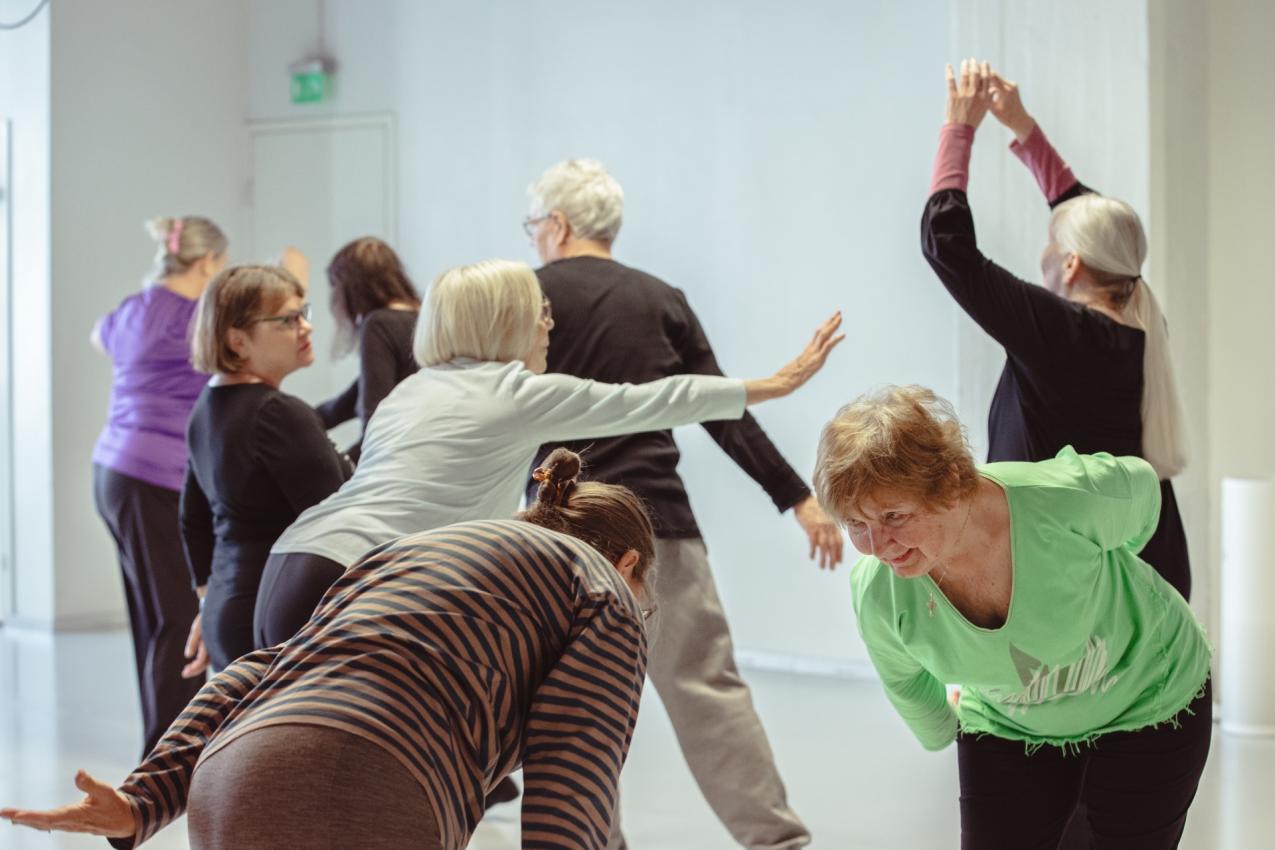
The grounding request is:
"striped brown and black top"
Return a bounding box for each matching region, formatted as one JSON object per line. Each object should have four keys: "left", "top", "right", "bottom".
{"left": 110, "top": 520, "right": 649, "bottom": 850}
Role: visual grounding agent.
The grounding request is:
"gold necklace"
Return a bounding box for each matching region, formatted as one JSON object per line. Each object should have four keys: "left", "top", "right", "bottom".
{"left": 928, "top": 496, "right": 975, "bottom": 618}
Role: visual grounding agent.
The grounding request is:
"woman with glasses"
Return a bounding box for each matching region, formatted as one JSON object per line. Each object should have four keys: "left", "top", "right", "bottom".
{"left": 253, "top": 258, "right": 842, "bottom": 654}
{"left": 314, "top": 237, "right": 422, "bottom": 462}
{"left": 180, "top": 265, "right": 352, "bottom": 673}
{"left": 2, "top": 449, "right": 658, "bottom": 850}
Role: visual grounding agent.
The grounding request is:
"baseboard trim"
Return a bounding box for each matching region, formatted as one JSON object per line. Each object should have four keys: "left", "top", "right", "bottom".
{"left": 736, "top": 649, "right": 878, "bottom": 681}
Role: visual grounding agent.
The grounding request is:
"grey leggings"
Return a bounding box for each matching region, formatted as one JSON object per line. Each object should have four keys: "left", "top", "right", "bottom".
{"left": 188, "top": 724, "right": 442, "bottom": 850}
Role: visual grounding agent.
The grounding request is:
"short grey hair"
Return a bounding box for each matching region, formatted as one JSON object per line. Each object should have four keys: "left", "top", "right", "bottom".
{"left": 414, "top": 259, "right": 542, "bottom": 367}
{"left": 528, "top": 159, "right": 624, "bottom": 244}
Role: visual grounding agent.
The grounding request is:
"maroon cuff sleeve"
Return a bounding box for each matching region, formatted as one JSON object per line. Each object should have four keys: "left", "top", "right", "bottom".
{"left": 930, "top": 123, "right": 976, "bottom": 194}
{"left": 1009, "top": 124, "right": 1077, "bottom": 203}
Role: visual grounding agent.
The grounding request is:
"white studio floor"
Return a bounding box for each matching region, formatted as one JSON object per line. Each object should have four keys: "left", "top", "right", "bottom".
{"left": 1, "top": 628, "right": 1272, "bottom": 850}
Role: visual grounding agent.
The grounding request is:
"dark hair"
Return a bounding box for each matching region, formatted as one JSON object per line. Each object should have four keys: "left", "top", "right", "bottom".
{"left": 519, "top": 448, "right": 656, "bottom": 586}
{"left": 191, "top": 265, "right": 304, "bottom": 374}
{"left": 327, "top": 237, "right": 420, "bottom": 355}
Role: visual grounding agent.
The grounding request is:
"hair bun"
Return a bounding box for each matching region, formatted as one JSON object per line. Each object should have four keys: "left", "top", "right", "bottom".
{"left": 532, "top": 448, "right": 582, "bottom": 507}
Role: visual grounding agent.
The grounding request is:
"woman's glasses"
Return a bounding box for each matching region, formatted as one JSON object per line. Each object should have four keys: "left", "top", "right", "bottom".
{"left": 253, "top": 303, "right": 312, "bottom": 331}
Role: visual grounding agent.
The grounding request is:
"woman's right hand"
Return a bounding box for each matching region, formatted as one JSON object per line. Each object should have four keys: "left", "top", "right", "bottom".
{"left": 988, "top": 71, "right": 1037, "bottom": 142}
{"left": 945, "top": 58, "right": 992, "bottom": 129}
{"left": 182, "top": 612, "right": 209, "bottom": 679}
{"left": 744, "top": 312, "right": 844, "bottom": 404}
{"left": 0, "top": 770, "right": 136, "bottom": 838}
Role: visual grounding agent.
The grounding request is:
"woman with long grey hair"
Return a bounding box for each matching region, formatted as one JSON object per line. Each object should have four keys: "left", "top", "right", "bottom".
{"left": 922, "top": 60, "right": 1191, "bottom": 599}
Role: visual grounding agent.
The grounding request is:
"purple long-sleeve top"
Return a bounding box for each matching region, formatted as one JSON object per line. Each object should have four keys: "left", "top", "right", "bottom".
{"left": 92, "top": 285, "right": 209, "bottom": 491}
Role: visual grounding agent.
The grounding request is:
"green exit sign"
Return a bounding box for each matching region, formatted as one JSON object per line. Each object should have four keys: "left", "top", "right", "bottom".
{"left": 291, "top": 71, "right": 329, "bottom": 104}
{"left": 289, "top": 57, "right": 335, "bottom": 104}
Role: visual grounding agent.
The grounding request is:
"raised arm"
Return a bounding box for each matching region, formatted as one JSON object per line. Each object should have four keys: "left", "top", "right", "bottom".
{"left": 522, "top": 312, "right": 842, "bottom": 445}
{"left": 988, "top": 72, "right": 1091, "bottom": 207}
{"left": 923, "top": 61, "right": 1087, "bottom": 364}
{"left": 521, "top": 599, "right": 647, "bottom": 849}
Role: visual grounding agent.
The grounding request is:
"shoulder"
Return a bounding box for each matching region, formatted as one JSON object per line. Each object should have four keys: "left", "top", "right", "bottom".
{"left": 983, "top": 449, "right": 1154, "bottom": 500}
{"left": 257, "top": 390, "right": 324, "bottom": 432}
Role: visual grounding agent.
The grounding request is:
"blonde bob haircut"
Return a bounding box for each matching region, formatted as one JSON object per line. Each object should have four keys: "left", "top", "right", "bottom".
{"left": 414, "top": 259, "right": 541, "bottom": 368}
{"left": 191, "top": 265, "right": 305, "bottom": 374}
{"left": 814, "top": 385, "right": 979, "bottom": 524}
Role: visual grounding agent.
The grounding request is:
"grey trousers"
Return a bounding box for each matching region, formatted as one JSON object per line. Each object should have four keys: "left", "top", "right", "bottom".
{"left": 187, "top": 724, "right": 442, "bottom": 850}
{"left": 610, "top": 537, "right": 810, "bottom": 850}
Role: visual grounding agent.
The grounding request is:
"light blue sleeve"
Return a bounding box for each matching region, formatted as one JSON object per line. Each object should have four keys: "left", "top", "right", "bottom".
{"left": 516, "top": 372, "right": 747, "bottom": 443}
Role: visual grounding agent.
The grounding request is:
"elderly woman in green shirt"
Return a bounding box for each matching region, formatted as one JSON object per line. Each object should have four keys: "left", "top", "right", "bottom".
{"left": 816, "top": 385, "right": 1211, "bottom": 850}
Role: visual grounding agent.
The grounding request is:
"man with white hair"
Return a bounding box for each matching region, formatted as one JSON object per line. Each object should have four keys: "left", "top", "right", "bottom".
{"left": 523, "top": 159, "right": 837, "bottom": 850}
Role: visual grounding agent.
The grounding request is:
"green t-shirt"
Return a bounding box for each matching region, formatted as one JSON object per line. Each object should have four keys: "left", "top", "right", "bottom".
{"left": 851, "top": 448, "right": 1211, "bottom": 752}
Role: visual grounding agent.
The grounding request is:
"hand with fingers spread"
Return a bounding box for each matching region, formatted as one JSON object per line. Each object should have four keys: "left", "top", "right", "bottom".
{"left": 1, "top": 770, "right": 135, "bottom": 839}
{"left": 987, "top": 71, "right": 1036, "bottom": 142}
{"left": 744, "top": 312, "right": 845, "bottom": 404}
{"left": 945, "top": 58, "right": 993, "bottom": 129}
{"left": 792, "top": 495, "right": 846, "bottom": 570}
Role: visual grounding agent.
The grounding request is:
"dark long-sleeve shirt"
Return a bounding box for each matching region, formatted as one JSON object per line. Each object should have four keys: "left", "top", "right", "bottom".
{"left": 181, "top": 383, "right": 352, "bottom": 594}
{"left": 315, "top": 308, "right": 420, "bottom": 460}
{"left": 527, "top": 256, "right": 810, "bottom": 538}
{"left": 111, "top": 520, "right": 647, "bottom": 850}
{"left": 921, "top": 123, "right": 1190, "bottom": 598}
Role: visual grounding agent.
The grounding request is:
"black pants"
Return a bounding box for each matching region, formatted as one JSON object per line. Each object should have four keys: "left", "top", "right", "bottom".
{"left": 92, "top": 464, "right": 204, "bottom": 757}
{"left": 957, "top": 679, "right": 1212, "bottom": 850}
{"left": 253, "top": 551, "right": 345, "bottom": 648}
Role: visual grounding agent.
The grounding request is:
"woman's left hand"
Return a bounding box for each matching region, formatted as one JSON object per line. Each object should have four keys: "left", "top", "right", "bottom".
{"left": 0, "top": 770, "right": 136, "bottom": 838}
{"left": 945, "top": 58, "right": 992, "bottom": 129}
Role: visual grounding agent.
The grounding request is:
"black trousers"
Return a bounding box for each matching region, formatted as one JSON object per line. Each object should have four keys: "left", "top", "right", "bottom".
{"left": 252, "top": 550, "right": 345, "bottom": 648}
{"left": 92, "top": 464, "right": 204, "bottom": 757}
{"left": 957, "top": 679, "right": 1212, "bottom": 850}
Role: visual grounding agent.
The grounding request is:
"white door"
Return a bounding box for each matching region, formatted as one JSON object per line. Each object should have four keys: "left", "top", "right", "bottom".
{"left": 248, "top": 114, "right": 397, "bottom": 447}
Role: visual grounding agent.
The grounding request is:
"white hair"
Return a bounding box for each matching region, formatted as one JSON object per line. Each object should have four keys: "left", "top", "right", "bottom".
{"left": 414, "top": 259, "right": 541, "bottom": 368}
{"left": 528, "top": 159, "right": 624, "bottom": 244}
{"left": 1051, "top": 195, "right": 1188, "bottom": 479}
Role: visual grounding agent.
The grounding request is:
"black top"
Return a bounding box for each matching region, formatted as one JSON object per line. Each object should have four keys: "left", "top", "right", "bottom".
{"left": 181, "top": 383, "right": 352, "bottom": 596}
{"left": 316, "top": 308, "right": 420, "bottom": 457}
{"left": 921, "top": 182, "right": 1191, "bottom": 599}
{"left": 526, "top": 256, "right": 810, "bottom": 539}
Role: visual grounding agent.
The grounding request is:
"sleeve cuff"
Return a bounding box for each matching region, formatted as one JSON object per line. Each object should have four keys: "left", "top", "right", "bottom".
{"left": 929, "top": 123, "right": 976, "bottom": 194}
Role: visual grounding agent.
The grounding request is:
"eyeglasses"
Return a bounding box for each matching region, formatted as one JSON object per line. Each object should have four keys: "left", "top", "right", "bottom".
{"left": 253, "top": 302, "right": 312, "bottom": 330}
{"left": 522, "top": 214, "right": 551, "bottom": 238}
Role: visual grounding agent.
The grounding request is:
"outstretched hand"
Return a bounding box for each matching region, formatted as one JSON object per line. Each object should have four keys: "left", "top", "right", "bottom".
{"left": 743, "top": 311, "right": 844, "bottom": 405}
{"left": 775, "top": 311, "right": 845, "bottom": 392}
{"left": 945, "top": 58, "right": 992, "bottom": 129}
{"left": 988, "top": 72, "right": 1036, "bottom": 142}
{"left": 0, "top": 770, "right": 135, "bottom": 838}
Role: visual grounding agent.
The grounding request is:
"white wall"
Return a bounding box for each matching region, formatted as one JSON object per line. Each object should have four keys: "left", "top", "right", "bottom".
{"left": 1205, "top": 0, "right": 1275, "bottom": 683}
{"left": 245, "top": 0, "right": 956, "bottom": 666}
{"left": 3, "top": 0, "right": 251, "bottom": 628}
{"left": 0, "top": 0, "right": 53, "bottom": 626}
